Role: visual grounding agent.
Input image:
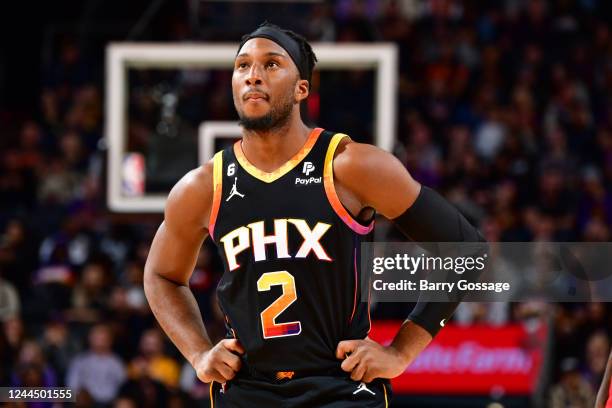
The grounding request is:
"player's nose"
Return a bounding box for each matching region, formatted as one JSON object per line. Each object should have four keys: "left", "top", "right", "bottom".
{"left": 245, "top": 64, "right": 263, "bottom": 86}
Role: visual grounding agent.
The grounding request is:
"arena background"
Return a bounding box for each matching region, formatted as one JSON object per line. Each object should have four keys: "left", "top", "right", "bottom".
{"left": 1, "top": 1, "right": 612, "bottom": 407}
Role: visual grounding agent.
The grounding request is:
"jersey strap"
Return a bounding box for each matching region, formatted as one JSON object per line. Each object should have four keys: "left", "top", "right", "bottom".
{"left": 208, "top": 150, "right": 224, "bottom": 240}
{"left": 323, "top": 133, "right": 375, "bottom": 235}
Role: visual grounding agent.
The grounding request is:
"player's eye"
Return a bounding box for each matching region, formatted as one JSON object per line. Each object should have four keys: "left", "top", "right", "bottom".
{"left": 266, "top": 61, "right": 279, "bottom": 68}
{"left": 237, "top": 62, "right": 249, "bottom": 69}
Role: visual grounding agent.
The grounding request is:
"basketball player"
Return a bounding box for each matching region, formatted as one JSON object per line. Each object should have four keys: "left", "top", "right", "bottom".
{"left": 596, "top": 349, "right": 612, "bottom": 408}
{"left": 144, "top": 23, "right": 486, "bottom": 407}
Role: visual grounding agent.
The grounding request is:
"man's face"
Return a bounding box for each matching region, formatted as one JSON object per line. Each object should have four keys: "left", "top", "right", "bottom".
{"left": 232, "top": 38, "right": 307, "bottom": 130}
{"left": 89, "top": 325, "right": 112, "bottom": 353}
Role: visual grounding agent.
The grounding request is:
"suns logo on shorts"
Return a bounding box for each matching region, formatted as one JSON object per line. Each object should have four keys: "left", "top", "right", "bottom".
{"left": 275, "top": 371, "right": 295, "bottom": 380}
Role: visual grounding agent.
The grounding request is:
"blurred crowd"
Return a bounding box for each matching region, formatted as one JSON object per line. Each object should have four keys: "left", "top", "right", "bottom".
{"left": 1, "top": 0, "right": 612, "bottom": 407}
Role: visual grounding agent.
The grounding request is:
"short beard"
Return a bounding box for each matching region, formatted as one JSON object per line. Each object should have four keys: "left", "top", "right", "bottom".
{"left": 238, "top": 98, "right": 295, "bottom": 131}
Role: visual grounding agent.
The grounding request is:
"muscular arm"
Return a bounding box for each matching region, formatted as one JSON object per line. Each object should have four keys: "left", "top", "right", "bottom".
{"left": 334, "top": 139, "right": 485, "bottom": 379}
{"left": 596, "top": 349, "right": 612, "bottom": 408}
{"left": 333, "top": 141, "right": 431, "bottom": 371}
{"left": 144, "top": 164, "right": 214, "bottom": 366}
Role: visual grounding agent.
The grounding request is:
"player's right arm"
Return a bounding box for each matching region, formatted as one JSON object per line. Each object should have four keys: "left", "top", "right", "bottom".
{"left": 144, "top": 163, "right": 244, "bottom": 383}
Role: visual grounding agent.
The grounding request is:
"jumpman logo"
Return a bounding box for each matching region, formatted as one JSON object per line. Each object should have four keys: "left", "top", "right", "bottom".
{"left": 353, "top": 382, "right": 376, "bottom": 396}
{"left": 226, "top": 177, "right": 245, "bottom": 202}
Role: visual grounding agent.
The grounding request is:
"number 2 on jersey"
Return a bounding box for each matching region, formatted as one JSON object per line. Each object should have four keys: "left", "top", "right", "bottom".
{"left": 257, "top": 271, "right": 301, "bottom": 339}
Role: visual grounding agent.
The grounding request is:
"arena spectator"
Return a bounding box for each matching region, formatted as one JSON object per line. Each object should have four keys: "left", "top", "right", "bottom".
{"left": 11, "top": 339, "right": 58, "bottom": 387}
{"left": 38, "top": 318, "right": 81, "bottom": 383}
{"left": 582, "top": 331, "right": 611, "bottom": 392}
{"left": 67, "top": 261, "right": 112, "bottom": 323}
{"left": 0, "top": 271, "right": 20, "bottom": 321}
{"left": 122, "top": 262, "right": 148, "bottom": 313}
{"left": 127, "top": 328, "right": 180, "bottom": 389}
{"left": 0, "top": 218, "right": 38, "bottom": 293}
{"left": 3, "top": 317, "right": 25, "bottom": 360}
{"left": 66, "top": 324, "right": 126, "bottom": 405}
{"left": 550, "top": 357, "right": 595, "bottom": 408}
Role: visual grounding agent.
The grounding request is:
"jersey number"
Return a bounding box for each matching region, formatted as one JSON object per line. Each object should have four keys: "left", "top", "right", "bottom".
{"left": 257, "top": 271, "right": 301, "bottom": 339}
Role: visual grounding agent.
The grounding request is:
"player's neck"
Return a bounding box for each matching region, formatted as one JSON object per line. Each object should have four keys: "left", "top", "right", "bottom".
{"left": 240, "top": 116, "right": 312, "bottom": 173}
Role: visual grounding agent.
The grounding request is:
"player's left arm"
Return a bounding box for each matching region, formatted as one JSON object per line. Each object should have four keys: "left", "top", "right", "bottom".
{"left": 333, "top": 140, "right": 487, "bottom": 382}
{"left": 596, "top": 349, "right": 612, "bottom": 407}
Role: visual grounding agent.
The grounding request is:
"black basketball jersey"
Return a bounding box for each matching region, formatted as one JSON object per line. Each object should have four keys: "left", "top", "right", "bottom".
{"left": 208, "top": 128, "right": 374, "bottom": 381}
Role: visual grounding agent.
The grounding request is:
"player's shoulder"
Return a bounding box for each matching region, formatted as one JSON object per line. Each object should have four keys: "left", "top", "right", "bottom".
{"left": 330, "top": 135, "right": 414, "bottom": 195}
{"left": 170, "top": 161, "right": 214, "bottom": 200}
{"left": 165, "top": 160, "right": 215, "bottom": 228}
{"left": 329, "top": 134, "right": 419, "bottom": 217}
{"left": 332, "top": 137, "right": 395, "bottom": 180}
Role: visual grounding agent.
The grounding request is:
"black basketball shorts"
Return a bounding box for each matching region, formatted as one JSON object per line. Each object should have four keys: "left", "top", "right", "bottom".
{"left": 210, "top": 375, "right": 392, "bottom": 407}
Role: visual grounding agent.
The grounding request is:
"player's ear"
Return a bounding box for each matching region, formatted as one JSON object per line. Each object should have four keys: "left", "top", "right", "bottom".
{"left": 295, "top": 79, "right": 309, "bottom": 103}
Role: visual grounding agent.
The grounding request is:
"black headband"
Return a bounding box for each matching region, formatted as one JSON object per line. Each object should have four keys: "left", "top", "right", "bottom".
{"left": 239, "top": 26, "right": 309, "bottom": 82}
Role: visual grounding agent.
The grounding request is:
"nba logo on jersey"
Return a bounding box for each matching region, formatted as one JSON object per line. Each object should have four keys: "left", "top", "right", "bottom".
{"left": 302, "top": 161, "right": 315, "bottom": 176}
